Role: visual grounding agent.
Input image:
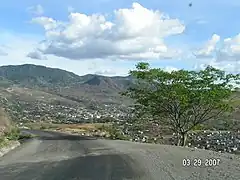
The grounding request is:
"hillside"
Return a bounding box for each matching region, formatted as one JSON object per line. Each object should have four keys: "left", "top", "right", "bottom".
{"left": 0, "top": 64, "right": 132, "bottom": 89}
{"left": 0, "top": 108, "right": 11, "bottom": 136}
{"left": 0, "top": 64, "right": 133, "bottom": 104}
{"left": 0, "top": 64, "right": 134, "bottom": 124}
{"left": 0, "top": 64, "right": 81, "bottom": 87}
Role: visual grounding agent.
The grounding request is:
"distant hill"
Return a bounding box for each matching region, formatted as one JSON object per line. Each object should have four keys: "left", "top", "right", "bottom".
{"left": 0, "top": 64, "right": 134, "bottom": 104}
{"left": 0, "top": 64, "right": 82, "bottom": 87}
{"left": 0, "top": 64, "right": 132, "bottom": 88}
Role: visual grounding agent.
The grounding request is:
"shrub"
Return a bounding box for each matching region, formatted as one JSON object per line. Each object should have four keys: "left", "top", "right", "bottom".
{"left": 5, "top": 127, "right": 20, "bottom": 141}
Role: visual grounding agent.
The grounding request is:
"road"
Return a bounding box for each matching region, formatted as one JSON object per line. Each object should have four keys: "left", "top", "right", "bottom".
{"left": 0, "top": 130, "right": 240, "bottom": 180}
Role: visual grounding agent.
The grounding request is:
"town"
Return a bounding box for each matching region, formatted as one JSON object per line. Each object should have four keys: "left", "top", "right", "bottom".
{"left": 1, "top": 95, "right": 239, "bottom": 155}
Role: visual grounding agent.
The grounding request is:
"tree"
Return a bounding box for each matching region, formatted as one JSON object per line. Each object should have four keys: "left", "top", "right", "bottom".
{"left": 122, "top": 62, "right": 240, "bottom": 146}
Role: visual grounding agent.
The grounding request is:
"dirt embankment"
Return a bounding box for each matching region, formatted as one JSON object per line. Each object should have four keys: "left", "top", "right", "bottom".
{"left": 0, "top": 107, "right": 20, "bottom": 157}
{"left": 0, "top": 107, "right": 11, "bottom": 136}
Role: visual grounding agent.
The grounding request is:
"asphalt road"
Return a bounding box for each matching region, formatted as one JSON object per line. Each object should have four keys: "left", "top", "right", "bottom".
{"left": 0, "top": 130, "right": 240, "bottom": 180}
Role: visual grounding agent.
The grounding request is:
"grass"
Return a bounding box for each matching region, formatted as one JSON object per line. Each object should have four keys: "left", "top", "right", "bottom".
{"left": 25, "top": 122, "right": 111, "bottom": 131}
{"left": 0, "top": 136, "right": 8, "bottom": 148}
{"left": 0, "top": 108, "right": 36, "bottom": 149}
{"left": 4, "top": 127, "right": 20, "bottom": 141}
{"left": 0, "top": 107, "right": 17, "bottom": 148}
{"left": 23, "top": 122, "right": 130, "bottom": 140}
{"left": 0, "top": 128, "right": 20, "bottom": 148}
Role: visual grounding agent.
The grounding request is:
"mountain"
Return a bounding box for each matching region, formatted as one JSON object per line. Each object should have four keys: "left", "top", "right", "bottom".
{"left": 0, "top": 64, "right": 82, "bottom": 87}
{"left": 0, "top": 64, "right": 134, "bottom": 104}
{"left": 0, "top": 64, "right": 132, "bottom": 88}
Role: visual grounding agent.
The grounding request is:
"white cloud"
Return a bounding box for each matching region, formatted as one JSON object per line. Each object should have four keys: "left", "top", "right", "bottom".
{"left": 31, "top": 17, "right": 61, "bottom": 31}
{"left": 27, "top": 4, "right": 44, "bottom": 16}
{"left": 27, "top": 51, "right": 47, "bottom": 60}
{"left": 216, "top": 33, "right": 240, "bottom": 62}
{"left": 194, "top": 58, "right": 239, "bottom": 74}
{"left": 194, "top": 34, "right": 220, "bottom": 58}
{"left": 0, "top": 32, "right": 131, "bottom": 76}
{"left": 193, "top": 33, "right": 240, "bottom": 73}
{"left": 29, "top": 2, "right": 185, "bottom": 60}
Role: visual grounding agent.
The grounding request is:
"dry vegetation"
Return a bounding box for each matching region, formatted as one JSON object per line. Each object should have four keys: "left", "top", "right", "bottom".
{"left": 0, "top": 107, "right": 21, "bottom": 148}
{"left": 25, "top": 122, "right": 111, "bottom": 133}
{"left": 0, "top": 107, "right": 12, "bottom": 136}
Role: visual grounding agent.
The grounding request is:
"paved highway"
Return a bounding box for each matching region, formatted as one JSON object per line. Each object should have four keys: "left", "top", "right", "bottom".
{"left": 0, "top": 130, "right": 239, "bottom": 180}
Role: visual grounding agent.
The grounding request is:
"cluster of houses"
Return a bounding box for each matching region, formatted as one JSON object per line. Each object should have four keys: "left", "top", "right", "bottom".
{"left": 110, "top": 121, "right": 240, "bottom": 155}
{"left": 1, "top": 96, "right": 239, "bottom": 155}
{"left": 1, "top": 97, "right": 130, "bottom": 124}
{"left": 170, "top": 131, "right": 240, "bottom": 154}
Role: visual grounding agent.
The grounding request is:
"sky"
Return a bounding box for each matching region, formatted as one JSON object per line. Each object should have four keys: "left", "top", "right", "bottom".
{"left": 0, "top": 0, "right": 239, "bottom": 76}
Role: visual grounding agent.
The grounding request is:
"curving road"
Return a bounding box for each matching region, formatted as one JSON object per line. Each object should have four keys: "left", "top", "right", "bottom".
{"left": 0, "top": 130, "right": 240, "bottom": 180}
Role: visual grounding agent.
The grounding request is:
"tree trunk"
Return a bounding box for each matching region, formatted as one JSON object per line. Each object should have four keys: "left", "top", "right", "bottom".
{"left": 180, "top": 132, "right": 187, "bottom": 146}
{"left": 177, "top": 133, "right": 181, "bottom": 146}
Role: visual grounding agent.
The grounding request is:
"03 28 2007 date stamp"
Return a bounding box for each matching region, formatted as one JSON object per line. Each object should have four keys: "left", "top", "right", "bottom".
{"left": 182, "top": 158, "right": 221, "bottom": 167}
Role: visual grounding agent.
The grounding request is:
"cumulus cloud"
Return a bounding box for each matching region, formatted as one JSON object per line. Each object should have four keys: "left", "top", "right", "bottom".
{"left": 27, "top": 4, "right": 44, "bottom": 16}
{"left": 31, "top": 17, "right": 61, "bottom": 31}
{"left": 27, "top": 51, "right": 47, "bottom": 60}
{"left": 193, "top": 33, "right": 240, "bottom": 73}
{"left": 216, "top": 33, "right": 240, "bottom": 62}
{"left": 30, "top": 2, "right": 185, "bottom": 60}
{"left": 194, "top": 58, "right": 239, "bottom": 74}
{"left": 194, "top": 34, "right": 220, "bottom": 58}
{"left": 0, "top": 31, "right": 132, "bottom": 76}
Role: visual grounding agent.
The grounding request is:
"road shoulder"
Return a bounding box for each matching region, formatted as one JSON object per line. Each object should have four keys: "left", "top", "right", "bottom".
{"left": 0, "top": 140, "right": 20, "bottom": 157}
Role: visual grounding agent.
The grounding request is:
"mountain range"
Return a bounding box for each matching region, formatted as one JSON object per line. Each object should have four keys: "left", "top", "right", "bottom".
{"left": 0, "top": 64, "right": 134, "bottom": 104}
{"left": 0, "top": 64, "right": 133, "bottom": 88}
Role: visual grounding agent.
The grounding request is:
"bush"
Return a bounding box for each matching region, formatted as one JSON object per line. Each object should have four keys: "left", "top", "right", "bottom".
{"left": 18, "top": 133, "right": 35, "bottom": 140}
{"left": 0, "top": 107, "right": 12, "bottom": 135}
{"left": 5, "top": 127, "right": 20, "bottom": 141}
{"left": 40, "top": 124, "right": 47, "bottom": 130}
{"left": 97, "top": 123, "right": 130, "bottom": 140}
{"left": 0, "top": 136, "right": 8, "bottom": 148}
{"left": 108, "top": 125, "right": 130, "bottom": 140}
{"left": 192, "top": 124, "right": 205, "bottom": 131}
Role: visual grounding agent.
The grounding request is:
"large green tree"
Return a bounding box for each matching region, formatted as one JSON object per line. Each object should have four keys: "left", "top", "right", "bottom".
{"left": 122, "top": 62, "right": 240, "bottom": 146}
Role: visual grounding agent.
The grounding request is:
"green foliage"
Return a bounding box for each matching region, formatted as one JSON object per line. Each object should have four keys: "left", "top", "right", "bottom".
{"left": 99, "top": 124, "right": 130, "bottom": 140}
{"left": 5, "top": 127, "right": 20, "bottom": 141}
{"left": 191, "top": 124, "right": 205, "bottom": 131}
{"left": 122, "top": 62, "right": 240, "bottom": 145}
{"left": 97, "top": 124, "right": 109, "bottom": 131}
{"left": 0, "top": 64, "right": 81, "bottom": 87}
{"left": 40, "top": 124, "right": 47, "bottom": 130}
{"left": 0, "top": 79, "right": 12, "bottom": 88}
{"left": 0, "top": 136, "right": 8, "bottom": 148}
{"left": 18, "top": 133, "right": 37, "bottom": 140}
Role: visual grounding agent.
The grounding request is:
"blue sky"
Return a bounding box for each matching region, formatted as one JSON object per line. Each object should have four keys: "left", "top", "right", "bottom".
{"left": 0, "top": 0, "right": 239, "bottom": 76}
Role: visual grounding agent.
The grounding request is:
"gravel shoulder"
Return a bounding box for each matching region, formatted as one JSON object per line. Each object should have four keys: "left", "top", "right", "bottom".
{"left": 0, "top": 140, "right": 20, "bottom": 157}
{"left": 0, "top": 130, "right": 239, "bottom": 180}
{"left": 103, "top": 139, "right": 240, "bottom": 180}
